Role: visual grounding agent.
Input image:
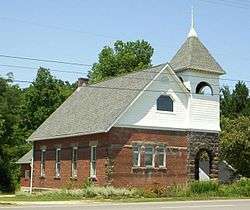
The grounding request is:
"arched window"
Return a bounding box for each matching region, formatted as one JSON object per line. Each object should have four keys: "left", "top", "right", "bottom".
{"left": 157, "top": 95, "right": 173, "bottom": 112}
{"left": 196, "top": 82, "right": 213, "bottom": 95}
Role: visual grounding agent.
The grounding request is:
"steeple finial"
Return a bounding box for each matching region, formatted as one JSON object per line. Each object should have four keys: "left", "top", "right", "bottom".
{"left": 188, "top": 6, "right": 198, "bottom": 37}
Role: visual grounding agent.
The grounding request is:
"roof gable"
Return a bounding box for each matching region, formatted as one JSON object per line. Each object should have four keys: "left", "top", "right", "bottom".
{"left": 28, "top": 64, "right": 166, "bottom": 141}
{"left": 170, "top": 36, "right": 225, "bottom": 75}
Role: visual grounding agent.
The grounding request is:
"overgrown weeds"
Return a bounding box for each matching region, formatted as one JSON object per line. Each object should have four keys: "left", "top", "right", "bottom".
{"left": 1, "top": 178, "right": 250, "bottom": 202}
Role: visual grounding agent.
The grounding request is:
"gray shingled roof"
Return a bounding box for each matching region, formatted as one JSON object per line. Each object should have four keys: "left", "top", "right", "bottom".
{"left": 16, "top": 150, "right": 32, "bottom": 164}
{"left": 170, "top": 36, "right": 225, "bottom": 74}
{"left": 28, "top": 64, "right": 166, "bottom": 141}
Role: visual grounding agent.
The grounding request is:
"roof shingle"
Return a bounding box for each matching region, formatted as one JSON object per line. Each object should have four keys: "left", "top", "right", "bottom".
{"left": 16, "top": 150, "right": 32, "bottom": 164}
{"left": 28, "top": 64, "right": 165, "bottom": 141}
{"left": 170, "top": 36, "right": 225, "bottom": 74}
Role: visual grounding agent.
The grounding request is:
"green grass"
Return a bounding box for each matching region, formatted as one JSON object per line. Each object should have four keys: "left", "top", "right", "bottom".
{"left": 0, "top": 178, "right": 249, "bottom": 203}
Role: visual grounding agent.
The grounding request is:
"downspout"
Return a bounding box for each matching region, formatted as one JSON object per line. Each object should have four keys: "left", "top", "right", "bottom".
{"left": 29, "top": 142, "right": 34, "bottom": 194}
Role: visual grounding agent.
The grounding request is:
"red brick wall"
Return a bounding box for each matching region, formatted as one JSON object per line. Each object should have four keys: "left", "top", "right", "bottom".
{"left": 33, "top": 133, "right": 109, "bottom": 189}
{"left": 20, "top": 164, "right": 31, "bottom": 187}
{"left": 108, "top": 127, "right": 188, "bottom": 188}
{"left": 32, "top": 127, "right": 188, "bottom": 189}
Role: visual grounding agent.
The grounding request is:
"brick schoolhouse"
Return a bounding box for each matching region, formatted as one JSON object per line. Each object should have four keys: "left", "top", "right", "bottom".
{"left": 17, "top": 21, "right": 225, "bottom": 190}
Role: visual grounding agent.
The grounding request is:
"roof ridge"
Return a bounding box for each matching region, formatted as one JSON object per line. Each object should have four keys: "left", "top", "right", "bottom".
{"left": 27, "top": 64, "right": 165, "bottom": 141}
{"left": 91, "top": 63, "right": 166, "bottom": 87}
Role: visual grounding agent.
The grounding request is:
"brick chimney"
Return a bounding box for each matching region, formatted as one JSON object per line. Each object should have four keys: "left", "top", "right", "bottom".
{"left": 77, "top": 77, "right": 89, "bottom": 87}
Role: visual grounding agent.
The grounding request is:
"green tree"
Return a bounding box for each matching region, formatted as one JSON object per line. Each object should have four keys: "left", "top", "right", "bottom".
{"left": 220, "top": 116, "right": 250, "bottom": 177}
{"left": 21, "top": 67, "right": 75, "bottom": 133}
{"left": 220, "top": 81, "right": 249, "bottom": 117}
{"left": 88, "top": 40, "right": 154, "bottom": 83}
{"left": 0, "top": 76, "right": 26, "bottom": 192}
{"left": 0, "top": 68, "right": 76, "bottom": 192}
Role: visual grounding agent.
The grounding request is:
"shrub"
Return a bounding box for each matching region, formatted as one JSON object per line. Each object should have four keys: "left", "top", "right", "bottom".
{"left": 82, "top": 178, "right": 94, "bottom": 189}
{"left": 189, "top": 181, "right": 219, "bottom": 194}
{"left": 11, "top": 179, "right": 250, "bottom": 201}
{"left": 220, "top": 178, "right": 250, "bottom": 197}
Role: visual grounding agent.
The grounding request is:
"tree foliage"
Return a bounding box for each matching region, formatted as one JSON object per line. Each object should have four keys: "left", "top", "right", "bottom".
{"left": 88, "top": 40, "right": 154, "bottom": 83}
{"left": 220, "top": 116, "right": 250, "bottom": 177}
{"left": 220, "top": 81, "right": 250, "bottom": 177}
{"left": 220, "top": 81, "right": 250, "bottom": 117}
{"left": 0, "top": 76, "right": 25, "bottom": 192}
{"left": 21, "top": 67, "right": 75, "bottom": 133}
{"left": 0, "top": 68, "right": 75, "bottom": 192}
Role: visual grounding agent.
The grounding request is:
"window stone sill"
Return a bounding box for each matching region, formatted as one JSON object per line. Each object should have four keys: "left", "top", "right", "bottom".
{"left": 54, "top": 176, "right": 61, "bottom": 180}
{"left": 132, "top": 166, "right": 167, "bottom": 171}
{"left": 70, "top": 176, "right": 78, "bottom": 180}
{"left": 89, "top": 176, "right": 98, "bottom": 182}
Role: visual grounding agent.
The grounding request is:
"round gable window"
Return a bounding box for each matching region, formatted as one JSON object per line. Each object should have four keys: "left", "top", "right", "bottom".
{"left": 157, "top": 95, "right": 173, "bottom": 112}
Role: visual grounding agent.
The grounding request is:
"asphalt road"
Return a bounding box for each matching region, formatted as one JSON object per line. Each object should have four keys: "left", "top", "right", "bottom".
{"left": 1, "top": 199, "right": 250, "bottom": 210}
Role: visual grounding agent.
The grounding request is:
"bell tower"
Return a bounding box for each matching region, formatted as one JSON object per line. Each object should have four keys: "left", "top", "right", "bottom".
{"left": 170, "top": 8, "right": 226, "bottom": 181}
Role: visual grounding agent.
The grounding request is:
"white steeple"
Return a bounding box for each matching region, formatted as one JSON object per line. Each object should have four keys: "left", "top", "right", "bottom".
{"left": 188, "top": 7, "right": 198, "bottom": 37}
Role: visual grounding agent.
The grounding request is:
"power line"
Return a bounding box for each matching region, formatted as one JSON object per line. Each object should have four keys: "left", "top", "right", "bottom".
{"left": 0, "top": 63, "right": 86, "bottom": 75}
{"left": 11, "top": 79, "right": 249, "bottom": 96}
{"left": 129, "top": 68, "right": 250, "bottom": 84}
{"left": 0, "top": 16, "right": 175, "bottom": 50}
{"left": 0, "top": 16, "right": 120, "bottom": 40}
{"left": 2, "top": 62, "right": 250, "bottom": 85}
{"left": 0, "top": 54, "right": 92, "bottom": 67}
{"left": 199, "top": 0, "right": 250, "bottom": 10}
{"left": 218, "top": 0, "right": 250, "bottom": 7}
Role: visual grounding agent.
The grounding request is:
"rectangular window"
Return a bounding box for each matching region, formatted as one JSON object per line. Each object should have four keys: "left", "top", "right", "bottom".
{"left": 145, "top": 145, "right": 154, "bottom": 167}
{"left": 40, "top": 149, "right": 46, "bottom": 177}
{"left": 90, "top": 146, "right": 97, "bottom": 177}
{"left": 55, "top": 148, "right": 61, "bottom": 177}
{"left": 25, "top": 170, "right": 30, "bottom": 179}
{"left": 157, "top": 146, "right": 166, "bottom": 167}
{"left": 132, "top": 145, "right": 140, "bottom": 167}
{"left": 71, "top": 147, "right": 78, "bottom": 178}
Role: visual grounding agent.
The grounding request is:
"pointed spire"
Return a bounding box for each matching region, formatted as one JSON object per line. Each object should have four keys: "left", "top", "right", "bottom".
{"left": 188, "top": 6, "right": 198, "bottom": 37}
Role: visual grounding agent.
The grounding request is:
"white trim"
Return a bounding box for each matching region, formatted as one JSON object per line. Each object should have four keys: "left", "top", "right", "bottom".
{"left": 167, "top": 64, "right": 190, "bottom": 95}
{"left": 114, "top": 124, "right": 220, "bottom": 133}
{"left": 144, "top": 145, "right": 154, "bottom": 168}
{"left": 90, "top": 145, "right": 97, "bottom": 178}
{"left": 71, "top": 147, "right": 78, "bottom": 178}
{"left": 107, "top": 63, "right": 170, "bottom": 132}
{"left": 109, "top": 63, "right": 189, "bottom": 131}
{"left": 132, "top": 145, "right": 141, "bottom": 167}
{"left": 40, "top": 149, "right": 46, "bottom": 177}
{"left": 157, "top": 145, "right": 166, "bottom": 168}
{"left": 55, "top": 148, "right": 61, "bottom": 178}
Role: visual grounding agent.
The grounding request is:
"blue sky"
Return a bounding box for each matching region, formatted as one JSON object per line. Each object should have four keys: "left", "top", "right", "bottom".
{"left": 0, "top": 0, "right": 249, "bottom": 88}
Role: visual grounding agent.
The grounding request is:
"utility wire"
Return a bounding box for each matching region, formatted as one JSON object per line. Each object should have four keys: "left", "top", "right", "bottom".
{"left": 11, "top": 79, "right": 250, "bottom": 96}
{"left": 199, "top": 0, "right": 250, "bottom": 9}
{"left": 0, "top": 63, "right": 85, "bottom": 75}
{"left": 217, "top": 0, "right": 250, "bottom": 7}
{"left": 1, "top": 62, "right": 250, "bottom": 85}
{"left": 0, "top": 54, "right": 91, "bottom": 67}
{"left": 0, "top": 16, "right": 120, "bottom": 40}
